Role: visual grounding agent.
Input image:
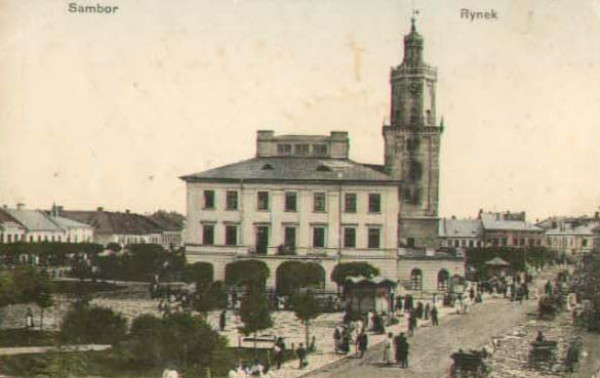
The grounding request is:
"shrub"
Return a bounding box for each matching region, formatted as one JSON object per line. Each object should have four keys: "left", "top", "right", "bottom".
{"left": 60, "top": 303, "right": 127, "bottom": 345}
{"left": 225, "top": 260, "right": 269, "bottom": 289}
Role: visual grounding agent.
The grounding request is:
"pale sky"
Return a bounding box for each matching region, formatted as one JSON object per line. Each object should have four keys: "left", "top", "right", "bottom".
{"left": 1, "top": 0, "right": 599, "bottom": 221}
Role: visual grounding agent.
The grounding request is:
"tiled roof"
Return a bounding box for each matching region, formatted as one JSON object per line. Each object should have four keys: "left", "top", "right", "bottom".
{"left": 1, "top": 209, "right": 63, "bottom": 232}
{"left": 59, "top": 210, "right": 163, "bottom": 235}
{"left": 545, "top": 221, "right": 599, "bottom": 236}
{"left": 180, "top": 157, "right": 397, "bottom": 184}
{"left": 480, "top": 213, "right": 543, "bottom": 232}
{"left": 49, "top": 216, "right": 93, "bottom": 230}
{"left": 439, "top": 218, "right": 482, "bottom": 238}
{"left": 149, "top": 212, "right": 184, "bottom": 232}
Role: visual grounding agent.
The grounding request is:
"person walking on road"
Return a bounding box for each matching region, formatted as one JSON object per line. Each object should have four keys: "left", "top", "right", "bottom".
{"left": 219, "top": 309, "right": 227, "bottom": 331}
{"left": 431, "top": 305, "right": 439, "bottom": 326}
{"left": 356, "top": 331, "right": 368, "bottom": 358}
{"left": 383, "top": 332, "right": 393, "bottom": 365}
{"left": 296, "top": 343, "right": 307, "bottom": 369}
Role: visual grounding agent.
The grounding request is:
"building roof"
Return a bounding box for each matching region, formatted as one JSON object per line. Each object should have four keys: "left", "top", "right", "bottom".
{"left": 0, "top": 211, "right": 25, "bottom": 232}
{"left": 180, "top": 157, "right": 399, "bottom": 185}
{"left": 49, "top": 215, "right": 93, "bottom": 230}
{"left": 1, "top": 208, "right": 64, "bottom": 232}
{"left": 148, "top": 211, "right": 185, "bottom": 232}
{"left": 58, "top": 210, "right": 163, "bottom": 235}
{"left": 480, "top": 212, "right": 543, "bottom": 232}
{"left": 545, "top": 221, "right": 600, "bottom": 237}
{"left": 485, "top": 257, "right": 510, "bottom": 267}
{"left": 439, "top": 218, "right": 482, "bottom": 238}
{"left": 345, "top": 275, "right": 397, "bottom": 286}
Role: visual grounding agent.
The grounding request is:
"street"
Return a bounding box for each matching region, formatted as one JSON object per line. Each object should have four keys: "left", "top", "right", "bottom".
{"left": 304, "top": 298, "right": 537, "bottom": 378}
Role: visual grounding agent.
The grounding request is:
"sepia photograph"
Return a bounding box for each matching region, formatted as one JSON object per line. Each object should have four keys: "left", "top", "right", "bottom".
{"left": 0, "top": 0, "right": 599, "bottom": 377}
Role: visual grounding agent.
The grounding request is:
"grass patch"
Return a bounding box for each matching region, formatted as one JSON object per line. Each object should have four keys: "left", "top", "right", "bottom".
{"left": 0, "top": 329, "right": 57, "bottom": 347}
{"left": 0, "top": 347, "right": 296, "bottom": 378}
{"left": 52, "top": 280, "right": 125, "bottom": 295}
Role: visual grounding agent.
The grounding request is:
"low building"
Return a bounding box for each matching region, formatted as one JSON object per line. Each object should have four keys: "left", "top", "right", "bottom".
{"left": 479, "top": 211, "right": 544, "bottom": 248}
{"left": 544, "top": 219, "right": 599, "bottom": 257}
{"left": 0, "top": 205, "right": 93, "bottom": 243}
{"left": 56, "top": 207, "right": 162, "bottom": 247}
{"left": 438, "top": 217, "right": 483, "bottom": 249}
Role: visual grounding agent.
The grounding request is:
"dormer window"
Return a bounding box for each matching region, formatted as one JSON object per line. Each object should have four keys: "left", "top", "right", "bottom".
{"left": 261, "top": 164, "right": 274, "bottom": 170}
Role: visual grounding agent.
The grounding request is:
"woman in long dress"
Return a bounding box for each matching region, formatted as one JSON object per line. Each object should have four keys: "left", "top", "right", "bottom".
{"left": 383, "top": 332, "right": 393, "bottom": 365}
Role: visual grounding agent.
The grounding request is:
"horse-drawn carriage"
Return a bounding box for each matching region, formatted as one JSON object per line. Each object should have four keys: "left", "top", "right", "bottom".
{"left": 449, "top": 350, "right": 489, "bottom": 378}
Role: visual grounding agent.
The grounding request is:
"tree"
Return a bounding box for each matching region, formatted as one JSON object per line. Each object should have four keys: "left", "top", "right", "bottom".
{"left": 34, "top": 271, "right": 54, "bottom": 330}
{"left": 106, "top": 242, "right": 122, "bottom": 253}
{"left": 331, "top": 262, "right": 379, "bottom": 286}
{"left": 238, "top": 287, "right": 273, "bottom": 353}
{"left": 276, "top": 261, "right": 325, "bottom": 296}
{"left": 183, "top": 262, "right": 214, "bottom": 288}
{"left": 292, "top": 290, "right": 321, "bottom": 348}
{"left": 225, "top": 260, "right": 269, "bottom": 290}
{"left": 193, "top": 281, "right": 227, "bottom": 316}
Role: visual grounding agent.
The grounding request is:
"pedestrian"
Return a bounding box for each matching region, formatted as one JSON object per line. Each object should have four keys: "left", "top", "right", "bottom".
{"left": 424, "top": 303, "right": 430, "bottom": 320}
{"left": 333, "top": 326, "right": 341, "bottom": 352}
{"left": 309, "top": 336, "right": 316, "bottom": 353}
{"left": 25, "top": 307, "right": 34, "bottom": 329}
{"left": 431, "top": 305, "right": 439, "bottom": 326}
{"left": 416, "top": 301, "right": 424, "bottom": 319}
{"left": 383, "top": 332, "right": 393, "bottom": 365}
{"left": 274, "top": 337, "right": 285, "bottom": 369}
{"left": 219, "top": 309, "right": 227, "bottom": 331}
{"left": 396, "top": 296, "right": 403, "bottom": 312}
{"left": 296, "top": 343, "right": 307, "bottom": 369}
{"left": 356, "top": 331, "right": 368, "bottom": 358}
{"left": 399, "top": 334, "right": 409, "bottom": 368}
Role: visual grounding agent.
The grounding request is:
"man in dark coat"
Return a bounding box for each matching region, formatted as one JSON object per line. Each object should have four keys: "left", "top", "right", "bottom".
{"left": 431, "top": 305, "right": 439, "bottom": 326}
{"left": 356, "top": 332, "right": 368, "bottom": 358}
{"left": 395, "top": 332, "right": 409, "bottom": 368}
{"left": 219, "top": 309, "right": 227, "bottom": 331}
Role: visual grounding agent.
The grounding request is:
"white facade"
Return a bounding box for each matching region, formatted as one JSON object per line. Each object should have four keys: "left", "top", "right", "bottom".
{"left": 185, "top": 182, "right": 399, "bottom": 257}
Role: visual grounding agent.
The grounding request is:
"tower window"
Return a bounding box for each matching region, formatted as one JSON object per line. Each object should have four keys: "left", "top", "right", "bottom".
{"left": 277, "top": 144, "right": 292, "bottom": 155}
{"left": 294, "top": 144, "right": 309, "bottom": 156}
{"left": 312, "top": 144, "right": 328, "bottom": 156}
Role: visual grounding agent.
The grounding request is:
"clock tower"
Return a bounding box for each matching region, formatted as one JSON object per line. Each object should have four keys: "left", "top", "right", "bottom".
{"left": 383, "top": 18, "right": 442, "bottom": 248}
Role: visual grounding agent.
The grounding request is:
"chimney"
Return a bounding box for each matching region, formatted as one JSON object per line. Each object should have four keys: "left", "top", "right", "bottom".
{"left": 451, "top": 215, "right": 456, "bottom": 220}
{"left": 51, "top": 204, "right": 62, "bottom": 217}
{"left": 125, "top": 209, "right": 130, "bottom": 214}
{"left": 97, "top": 207, "right": 104, "bottom": 212}
{"left": 16, "top": 203, "right": 25, "bottom": 211}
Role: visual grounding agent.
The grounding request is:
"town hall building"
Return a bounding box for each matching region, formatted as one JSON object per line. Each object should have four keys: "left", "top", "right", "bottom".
{"left": 181, "top": 19, "right": 464, "bottom": 293}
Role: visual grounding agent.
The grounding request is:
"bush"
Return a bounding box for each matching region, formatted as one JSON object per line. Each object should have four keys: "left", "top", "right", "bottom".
{"left": 60, "top": 303, "right": 127, "bottom": 346}
{"left": 126, "top": 313, "right": 227, "bottom": 369}
{"left": 276, "top": 261, "right": 325, "bottom": 296}
{"left": 183, "top": 262, "right": 214, "bottom": 287}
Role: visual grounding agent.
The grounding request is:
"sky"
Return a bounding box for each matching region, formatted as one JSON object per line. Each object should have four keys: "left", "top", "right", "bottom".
{"left": 1, "top": 0, "right": 599, "bottom": 222}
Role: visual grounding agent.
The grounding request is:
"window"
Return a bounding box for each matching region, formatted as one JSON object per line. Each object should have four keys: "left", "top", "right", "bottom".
{"left": 368, "top": 193, "right": 381, "bottom": 213}
{"left": 7, "top": 234, "right": 12, "bottom": 243}
{"left": 312, "top": 144, "right": 327, "bottom": 156}
{"left": 312, "top": 227, "right": 326, "bottom": 248}
{"left": 468, "top": 240, "right": 474, "bottom": 248}
{"left": 343, "top": 227, "right": 356, "bottom": 248}
{"left": 284, "top": 227, "right": 296, "bottom": 247}
{"left": 582, "top": 239, "right": 588, "bottom": 247}
{"left": 368, "top": 228, "right": 381, "bottom": 249}
{"left": 295, "top": 144, "right": 309, "bottom": 156}
{"left": 226, "top": 191, "right": 238, "bottom": 210}
{"left": 225, "top": 225, "right": 237, "bottom": 246}
{"left": 285, "top": 192, "right": 297, "bottom": 212}
{"left": 454, "top": 240, "right": 460, "bottom": 248}
{"left": 203, "top": 190, "right": 215, "bottom": 209}
{"left": 277, "top": 144, "right": 292, "bottom": 155}
{"left": 344, "top": 193, "right": 357, "bottom": 213}
{"left": 255, "top": 226, "right": 269, "bottom": 254}
{"left": 437, "top": 269, "right": 450, "bottom": 291}
{"left": 313, "top": 192, "right": 326, "bottom": 213}
{"left": 410, "top": 268, "right": 423, "bottom": 290}
{"left": 202, "top": 225, "right": 215, "bottom": 245}
{"left": 257, "top": 191, "right": 270, "bottom": 211}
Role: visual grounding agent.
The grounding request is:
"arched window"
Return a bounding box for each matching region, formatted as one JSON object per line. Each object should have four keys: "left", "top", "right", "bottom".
{"left": 410, "top": 268, "right": 423, "bottom": 290}
{"left": 437, "top": 269, "right": 450, "bottom": 291}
